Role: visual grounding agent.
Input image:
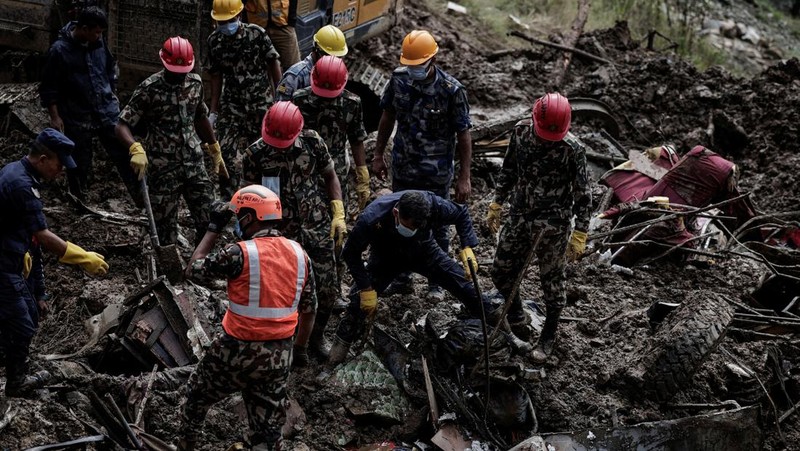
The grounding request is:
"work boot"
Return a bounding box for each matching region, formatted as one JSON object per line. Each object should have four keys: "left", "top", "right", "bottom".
{"left": 176, "top": 438, "right": 196, "bottom": 451}
{"left": 308, "top": 334, "right": 332, "bottom": 361}
{"left": 332, "top": 296, "right": 350, "bottom": 313}
{"left": 327, "top": 337, "right": 352, "bottom": 366}
{"left": 427, "top": 285, "right": 445, "bottom": 302}
{"left": 5, "top": 370, "right": 51, "bottom": 398}
{"left": 532, "top": 307, "right": 563, "bottom": 363}
{"left": 383, "top": 274, "right": 414, "bottom": 296}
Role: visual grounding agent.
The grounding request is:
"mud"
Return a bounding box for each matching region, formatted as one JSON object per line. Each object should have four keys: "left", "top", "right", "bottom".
{"left": 2, "top": 0, "right": 800, "bottom": 449}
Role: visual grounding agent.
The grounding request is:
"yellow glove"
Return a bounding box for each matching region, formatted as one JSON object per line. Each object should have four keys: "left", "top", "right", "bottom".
{"left": 204, "top": 141, "right": 229, "bottom": 179}
{"left": 459, "top": 247, "right": 478, "bottom": 279}
{"left": 566, "top": 230, "right": 587, "bottom": 262}
{"left": 59, "top": 242, "right": 109, "bottom": 275}
{"left": 355, "top": 165, "right": 371, "bottom": 211}
{"left": 129, "top": 142, "right": 148, "bottom": 181}
{"left": 330, "top": 200, "right": 347, "bottom": 247}
{"left": 486, "top": 202, "right": 503, "bottom": 235}
{"left": 360, "top": 289, "right": 378, "bottom": 315}
{"left": 23, "top": 252, "right": 32, "bottom": 278}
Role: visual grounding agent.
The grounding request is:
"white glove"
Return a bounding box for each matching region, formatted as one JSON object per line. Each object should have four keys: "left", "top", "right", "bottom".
{"left": 209, "top": 112, "right": 218, "bottom": 128}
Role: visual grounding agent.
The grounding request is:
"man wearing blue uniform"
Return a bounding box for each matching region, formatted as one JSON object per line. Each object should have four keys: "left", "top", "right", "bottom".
{"left": 328, "top": 190, "right": 488, "bottom": 364}
{"left": 274, "top": 25, "right": 348, "bottom": 101}
{"left": 0, "top": 129, "right": 108, "bottom": 397}
{"left": 372, "top": 30, "right": 473, "bottom": 301}
{"left": 39, "top": 7, "right": 140, "bottom": 206}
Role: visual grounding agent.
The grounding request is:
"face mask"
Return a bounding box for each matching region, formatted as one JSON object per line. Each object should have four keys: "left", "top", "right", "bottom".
{"left": 407, "top": 61, "right": 431, "bottom": 81}
{"left": 234, "top": 218, "right": 243, "bottom": 239}
{"left": 218, "top": 19, "right": 240, "bottom": 36}
{"left": 396, "top": 222, "right": 417, "bottom": 238}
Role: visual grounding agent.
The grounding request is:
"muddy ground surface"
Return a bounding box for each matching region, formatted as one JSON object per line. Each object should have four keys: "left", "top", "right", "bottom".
{"left": 2, "top": 0, "right": 800, "bottom": 449}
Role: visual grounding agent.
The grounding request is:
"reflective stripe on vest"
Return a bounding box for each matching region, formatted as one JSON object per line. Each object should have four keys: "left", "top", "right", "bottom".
{"left": 227, "top": 239, "right": 306, "bottom": 319}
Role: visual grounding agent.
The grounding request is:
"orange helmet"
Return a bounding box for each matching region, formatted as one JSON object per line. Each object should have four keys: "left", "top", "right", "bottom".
{"left": 160, "top": 36, "right": 195, "bottom": 73}
{"left": 532, "top": 93, "right": 571, "bottom": 142}
{"left": 231, "top": 185, "right": 282, "bottom": 221}
{"left": 311, "top": 55, "right": 348, "bottom": 98}
{"left": 261, "top": 101, "right": 304, "bottom": 148}
{"left": 400, "top": 30, "right": 438, "bottom": 65}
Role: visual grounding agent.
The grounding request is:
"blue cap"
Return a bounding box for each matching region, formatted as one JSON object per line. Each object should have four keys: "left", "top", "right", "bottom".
{"left": 36, "top": 128, "right": 77, "bottom": 169}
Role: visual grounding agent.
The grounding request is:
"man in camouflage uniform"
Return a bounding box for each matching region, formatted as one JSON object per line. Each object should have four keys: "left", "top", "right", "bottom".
{"left": 275, "top": 25, "right": 348, "bottom": 101}
{"left": 242, "top": 101, "right": 345, "bottom": 359}
{"left": 294, "top": 56, "right": 369, "bottom": 304}
{"left": 486, "top": 93, "right": 591, "bottom": 363}
{"left": 116, "top": 37, "right": 226, "bottom": 246}
{"left": 373, "top": 30, "right": 473, "bottom": 300}
{"left": 179, "top": 185, "right": 316, "bottom": 451}
{"left": 208, "top": 0, "right": 283, "bottom": 198}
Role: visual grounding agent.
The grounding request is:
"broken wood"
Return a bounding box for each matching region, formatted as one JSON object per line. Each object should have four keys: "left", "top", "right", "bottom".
{"left": 105, "top": 392, "right": 144, "bottom": 450}
{"left": 421, "top": 357, "right": 439, "bottom": 430}
{"left": 134, "top": 364, "right": 159, "bottom": 428}
{"left": 554, "top": 0, "right": 593, "bottom": 87}
{"left": 508, "top": 30, "right": 612, "bottom": 66}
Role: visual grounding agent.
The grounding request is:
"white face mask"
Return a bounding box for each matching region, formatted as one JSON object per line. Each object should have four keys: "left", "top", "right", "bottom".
{"left": 407, "top": 60, "right": 432, "bottom": 81}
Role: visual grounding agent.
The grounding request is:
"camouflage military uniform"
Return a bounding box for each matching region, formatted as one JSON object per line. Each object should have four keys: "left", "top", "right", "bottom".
{"left": 208, "top": 23, "right": 281, "bottom": 198}
{"left": 292, "top": 87, "right": 367, "bottom": 204}
{"left": 381, "top": 66, "right": 472, "bottom": 254}
{"left": 490, "top": 122, "right": 592, "bottom": 314}
{"left": 274, "top": 54, "right": 313, "bottom": 101}
{"left": 180, "top": 228, "right": 316, "bottom": 449}
{"left": 241, "top": 130, "right": 338, "bottom": 331}
{"left": 118, "top": 71, "right": 215, "bottom": 245}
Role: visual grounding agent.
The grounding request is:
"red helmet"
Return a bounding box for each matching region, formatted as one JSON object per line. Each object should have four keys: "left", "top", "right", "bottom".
{"left": 532, "top": 93, "right": 571, "bottom": 142}
{"left": 231, "top": 184, "right": 282, "bottom": 221}
{"left": 261, "top": 101, "right": 304, "bottom": 148}
{"left": 160, "top": 36, "right": 195, "bottom": 73}
{"left": 311, "top": 55, "right": 348, "bottom": 98}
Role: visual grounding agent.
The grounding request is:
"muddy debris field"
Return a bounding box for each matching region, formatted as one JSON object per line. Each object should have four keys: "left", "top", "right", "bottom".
{"left": 3, "top": 0, "right": 800, "bottom": 450}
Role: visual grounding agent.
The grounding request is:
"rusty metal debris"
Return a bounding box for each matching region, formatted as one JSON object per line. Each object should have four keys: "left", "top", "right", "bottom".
{"left": 112, "top": 277, "right": 211, "bottom": 370}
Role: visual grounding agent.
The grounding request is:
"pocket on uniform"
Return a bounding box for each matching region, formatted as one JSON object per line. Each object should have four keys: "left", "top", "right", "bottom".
{"left": 422, "top": 107, "right": 447, "bottom": 137}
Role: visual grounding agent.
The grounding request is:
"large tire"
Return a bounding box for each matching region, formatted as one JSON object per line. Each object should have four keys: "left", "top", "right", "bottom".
{"left": 625, "top": 292, "right": 734, "bottom": 403}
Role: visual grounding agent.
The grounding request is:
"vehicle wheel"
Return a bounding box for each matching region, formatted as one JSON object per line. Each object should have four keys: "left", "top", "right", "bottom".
{"left": 624, "top": 292, "right": 734, "bottom": 403}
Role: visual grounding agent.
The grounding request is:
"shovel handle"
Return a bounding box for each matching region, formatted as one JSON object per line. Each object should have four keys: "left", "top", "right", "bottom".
{"left": 140, "top": 177, "right": 161, "bottom": 247}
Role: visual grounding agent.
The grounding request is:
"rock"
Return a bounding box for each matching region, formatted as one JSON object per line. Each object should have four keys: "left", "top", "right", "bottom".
{"left": 719, "top": 19, "right": 738, "bottom": 38}
{"left": 735, "top": 22, "right": 748, "bottom": 39}
{"left": 702, "top": 18, "right": 722, "bottom": 30}
{"left": 741, "top": 27, "right": 761, "bottom": 45}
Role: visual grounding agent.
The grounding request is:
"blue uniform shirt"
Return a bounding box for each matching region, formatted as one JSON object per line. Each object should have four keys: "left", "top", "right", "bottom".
{"left": 380, "top": 66, "right": 472, "bottom": 188}
{"left": 39, "top": 22, "right": 120, "bottom": 129}
{"left": 275, "top": 54, "right": 314, "bottom": 101}
{"left": 0, "top": 158, "right": 48, "bottom": 275}
{"left": 342, "top": 190, "right": 478, "bottom": 290}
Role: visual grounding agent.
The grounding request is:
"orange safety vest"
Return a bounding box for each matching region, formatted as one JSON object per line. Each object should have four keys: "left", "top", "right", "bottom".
{"left": 245, "top": 0, "right": 291, "bottom": 27}
{"left": 223, "top": 236, "right": 308, "bottom": 341}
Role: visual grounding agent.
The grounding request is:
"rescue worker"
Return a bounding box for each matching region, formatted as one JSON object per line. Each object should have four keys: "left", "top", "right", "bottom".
{"left": 115, "top": 36, "right": 227, "bottom": 246}
{"left": 243, "top": 0, "right": 301, "bottom": 71}
{"left": 486, "top": 93, "right": 591, "bottom": 363}
{"left": 179, "top": 185, "right": 316, "bottom": 451}
{"left": 372, "top": 30, "right": 473, "bottom": 301}
{"left": 275, "top": 25, "right": 348, "bottom": 101}
{"left": 208, "top": 0, "right": 283, "bottom": 198}
{"left": 293, "top": 56, "right": 369, "bottom": 306}
{"left": 293, "top": 56, "right": 370, "bottom": 210}
{"left": 39, "top": 6, "right": 141, "bottom": 205}
{"left": 242, "top": 101, "right": 345, "bottom": 359}
{"left": 329, "top": 190, "right": 492, "bottom": 364}
{"left": 0, "top": 129, "right": 108, "bottom": 397}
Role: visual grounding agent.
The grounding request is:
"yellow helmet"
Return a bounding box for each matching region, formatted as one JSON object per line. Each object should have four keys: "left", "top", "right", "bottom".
{"left": 211, "top": 0, "right": 244, "bottom": 21}
{"left": 314, "top": 25, "right": 348, "bottom": 57}
{"left": 400, "top": 30, "right": 438, "bottom": 65}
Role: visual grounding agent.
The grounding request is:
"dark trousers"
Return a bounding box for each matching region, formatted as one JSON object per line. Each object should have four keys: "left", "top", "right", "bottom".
{"left": 63, "top": 124, "right": 142, "bottom": 206}
{"left": 334, "top": 239, "right": 490, "bottom": 343}
{"left": 0, "top": 273, "right": 38, "bottom": 389}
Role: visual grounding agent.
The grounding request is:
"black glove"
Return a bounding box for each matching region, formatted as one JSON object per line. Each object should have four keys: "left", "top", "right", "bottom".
{"left": 208, "top": 200, "right": 234, "bottom": 233}
{"left": 292, "top": 344, "right": 309, "bottom": 368}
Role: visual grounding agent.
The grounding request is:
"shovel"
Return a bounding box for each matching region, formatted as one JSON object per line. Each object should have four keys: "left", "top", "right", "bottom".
{"left": 140, "top": 177, "right": 184, "bottom": 283}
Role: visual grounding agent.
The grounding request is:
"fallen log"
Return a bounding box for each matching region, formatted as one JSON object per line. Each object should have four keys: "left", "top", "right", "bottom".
{"left": 508, "top": 30, "right": 612, "bottom": 67}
